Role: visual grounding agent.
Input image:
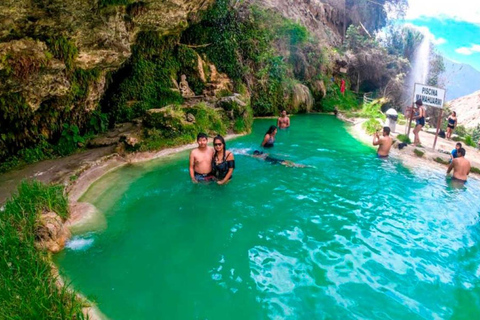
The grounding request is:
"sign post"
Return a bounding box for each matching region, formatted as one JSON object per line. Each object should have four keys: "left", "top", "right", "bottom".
{"left": 412, "top": 83, "right": 446, "bottom": 149}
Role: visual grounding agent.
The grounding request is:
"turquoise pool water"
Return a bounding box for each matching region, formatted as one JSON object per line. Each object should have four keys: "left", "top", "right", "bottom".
{"left": 55, "top": 115, "right": 480, "bottom": 319}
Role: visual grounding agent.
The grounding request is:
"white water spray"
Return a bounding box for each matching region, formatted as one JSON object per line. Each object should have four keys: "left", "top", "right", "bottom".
{"left": 403, "top": 30, "right": 431, "bottom": 106}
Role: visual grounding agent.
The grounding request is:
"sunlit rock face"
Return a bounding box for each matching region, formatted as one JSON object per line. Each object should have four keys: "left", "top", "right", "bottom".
{"left": 249, "top": 0, "right": 394, "bottom": 47}
{"left": 249, "top": 0, "right": 344, "bottom": 45}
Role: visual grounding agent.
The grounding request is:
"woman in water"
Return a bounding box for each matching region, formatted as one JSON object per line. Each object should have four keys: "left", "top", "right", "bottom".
{"left": 211, "top": 135, "right": 235, "bottom": 185}
{"left": 261, "top": 125, "right": 277, "bottom": 148}
{"left": 446, "top": 111, "right": 457, "bottom": 139}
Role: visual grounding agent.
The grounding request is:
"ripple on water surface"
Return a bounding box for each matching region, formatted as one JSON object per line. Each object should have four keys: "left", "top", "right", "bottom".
{"left": 55, "top": 115, "right": 480, "bottom": 320}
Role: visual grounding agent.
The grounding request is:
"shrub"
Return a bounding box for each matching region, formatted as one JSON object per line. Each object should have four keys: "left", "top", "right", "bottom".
{"left": 185, "top": 103, "right": 227, "bottom": 136}
{"left": 396, "top": 134, "right": 411, "bottom": 144}
{"left": 434, "top": 157, "right": 449, "bottom": 165}
{"left": 464, "top": 135, "right": 476, "bottom": 147}
{"left": 57, "top": 124, "right": 85, "bottom": 156}
{"left": 414, "top": 148, "right": 424, "bottom": 157}
{"left": 319, "top": 82, "right": 359, "bottom": 112}
{"left": 362, "top": 118, "right": 382, "bottom": 135}
{"left": 471, "top": 167, "right": 480, "bottom": 174}
{"left": 455, "top": 125, "right": 468, "bottom": 137}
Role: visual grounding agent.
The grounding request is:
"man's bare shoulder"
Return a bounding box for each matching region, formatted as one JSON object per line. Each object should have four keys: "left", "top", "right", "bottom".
{"left": 190, "top": 147, "right": 202, "bottom": 157}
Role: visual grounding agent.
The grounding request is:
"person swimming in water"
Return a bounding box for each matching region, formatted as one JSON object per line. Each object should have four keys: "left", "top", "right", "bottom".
{"left": 252, "top": 150, "right": 311, "bottom": 168}
{"left": 211, "top": 135, "right": 235, "bottom": 185}
{"left": 261, "top": 125, "right": 277, "bottom": 148}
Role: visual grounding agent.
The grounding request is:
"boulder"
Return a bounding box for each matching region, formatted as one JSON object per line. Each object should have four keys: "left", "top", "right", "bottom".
{"left": 35, "top": 211, "right": 71, "bottom": 253}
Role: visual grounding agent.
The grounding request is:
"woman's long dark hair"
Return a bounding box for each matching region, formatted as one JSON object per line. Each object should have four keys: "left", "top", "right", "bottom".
{"left": 266, "top": 125, "right": 277, "bottom": 135}
{"left": 213, "top": 135, "right": 226, "bottom": 161}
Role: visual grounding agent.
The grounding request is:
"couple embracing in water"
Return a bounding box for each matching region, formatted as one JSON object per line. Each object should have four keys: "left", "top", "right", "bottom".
{"left": 189, "top": 133, "right": 235, "bottom": 184}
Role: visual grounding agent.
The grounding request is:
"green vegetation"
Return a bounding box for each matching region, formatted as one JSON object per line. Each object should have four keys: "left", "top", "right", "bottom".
{"left": 464, "top": 135, "right": 477, "bottom": 148}
{"left": 471, "top": 167, "right": 480, "bottom": 175}
{"left": 143, "top": 103, "right": 227, "bottom": 142}
{"left": 319, "top": 81, "right": 359, "bottom": 112}
{"left": 0, "top": 0, "right": 411, "bottom": 171}
{"left": 362, "top": 118, "right": 382, "bottom": 135}
{"left": 454, "top": 125, "right": 468, "bottom": 137}
{"left": 98, "top": 0, "right": 132, "bottom": 8}
{"left": 57, "top": 124, "right": 85, "bottom": 156}
{"left": 0, "top": 66, "right": 104, "bottom": 170}
{"left": 184, "top": 103, "right": 227, "bottom": 136}
{"left": 414, "top": 148, "right": 424, "bottom": 157}
{"left": 396, "top": 134, "right": 411, "bottom": 144}
{"left": 101, "top": 32, "right": 184, "bottom": 125}
{"left": 0, "top": 181, "right": 86, "bottom": 319}
{"left": 45, "top": 36, "right": 78, "bottom": 70}
{"left": 434, "top": 157, "right": 449, "bottom": 165}
{"left": 182, "top": 0, "right": 326, "bottom": 115}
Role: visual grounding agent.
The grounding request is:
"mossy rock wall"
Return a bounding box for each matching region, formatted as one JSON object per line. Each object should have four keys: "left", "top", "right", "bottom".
{"left": 0, "top": 1, "right": 214, "bottom": 164}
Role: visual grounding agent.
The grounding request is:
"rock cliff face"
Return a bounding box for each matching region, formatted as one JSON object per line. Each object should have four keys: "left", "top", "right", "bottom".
{"left": 249, "top": 0, "right": 395, "bottom": 47}
{"left": 0, "top": 0, "right": 215, "bottom": 159}
{"left": 250, "top": 0, "right": 345, "bottom": 45}
{"left": 0, "top": 0, "right": 397, "bottom": 162}
{"left": 449, "top": 90, "right": 480, "bottom": 129}
{"left": 0, "top": 0, "right": 214, "bottom": 108}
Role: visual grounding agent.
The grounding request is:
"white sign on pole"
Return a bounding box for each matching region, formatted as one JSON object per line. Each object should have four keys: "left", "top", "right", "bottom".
{"left": 413, "top": 83, "right": 446, "bottom": 109}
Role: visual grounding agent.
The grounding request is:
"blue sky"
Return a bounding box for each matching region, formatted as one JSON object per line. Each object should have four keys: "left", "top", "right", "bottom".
{"left": 403, "top": 0, "right": 480, "bottom": 71}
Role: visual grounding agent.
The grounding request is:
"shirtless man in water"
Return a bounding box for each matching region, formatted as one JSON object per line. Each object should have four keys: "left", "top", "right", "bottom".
{"left": 447, "top": 147, "right": 470, "bottom": 183}
{"left": 277, "top": 110, "right": 290, "bottom": 129}
{"left": 373, "top": 126, "right": 393, "bottom": 158}
{"left": 189, "top": 133, "right": 215, "bottom": 182}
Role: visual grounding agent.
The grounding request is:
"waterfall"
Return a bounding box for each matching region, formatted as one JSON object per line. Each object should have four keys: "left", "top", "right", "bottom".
{"left": 403, "top": 31, "right": 431, "bottom": 107}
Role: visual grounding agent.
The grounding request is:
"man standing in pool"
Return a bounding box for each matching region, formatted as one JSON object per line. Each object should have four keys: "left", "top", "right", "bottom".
{"left": 447, "top": 147, "right": 470, "bottom": 183}
{"left": 277, "top": 110, "right": 290, "bottom": 129}
{"left": 373, "top": 126, "right": 393, "bottom": 158}
{"left": 189, "top": 133, "right": 215, "bottom": 183}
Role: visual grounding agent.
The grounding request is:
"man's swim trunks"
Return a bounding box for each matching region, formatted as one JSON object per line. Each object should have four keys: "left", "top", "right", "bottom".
{"left": 194, "top": 172, "right": 215, "bottom": 182}
{"left": 451, "top": 176, "right": 467, "bottom": 183}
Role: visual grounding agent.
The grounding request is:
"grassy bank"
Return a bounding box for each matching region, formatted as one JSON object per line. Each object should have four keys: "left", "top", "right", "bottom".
{"left": 0, "top": 181, "right": 85, "bottom": 319}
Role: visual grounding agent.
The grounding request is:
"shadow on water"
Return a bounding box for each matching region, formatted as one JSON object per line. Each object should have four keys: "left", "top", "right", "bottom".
{"left": 55, "top": 115, "right": 480, "bottom": 320}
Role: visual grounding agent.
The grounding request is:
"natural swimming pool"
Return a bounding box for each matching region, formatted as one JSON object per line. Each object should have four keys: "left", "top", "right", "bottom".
{"left": 55, "top": 115, "right": 480, "bottom": 319}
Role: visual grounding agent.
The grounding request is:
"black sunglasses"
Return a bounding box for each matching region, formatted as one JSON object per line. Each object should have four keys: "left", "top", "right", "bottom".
{"left": 214, "top": 143, "right": 223, "bottom": 146}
